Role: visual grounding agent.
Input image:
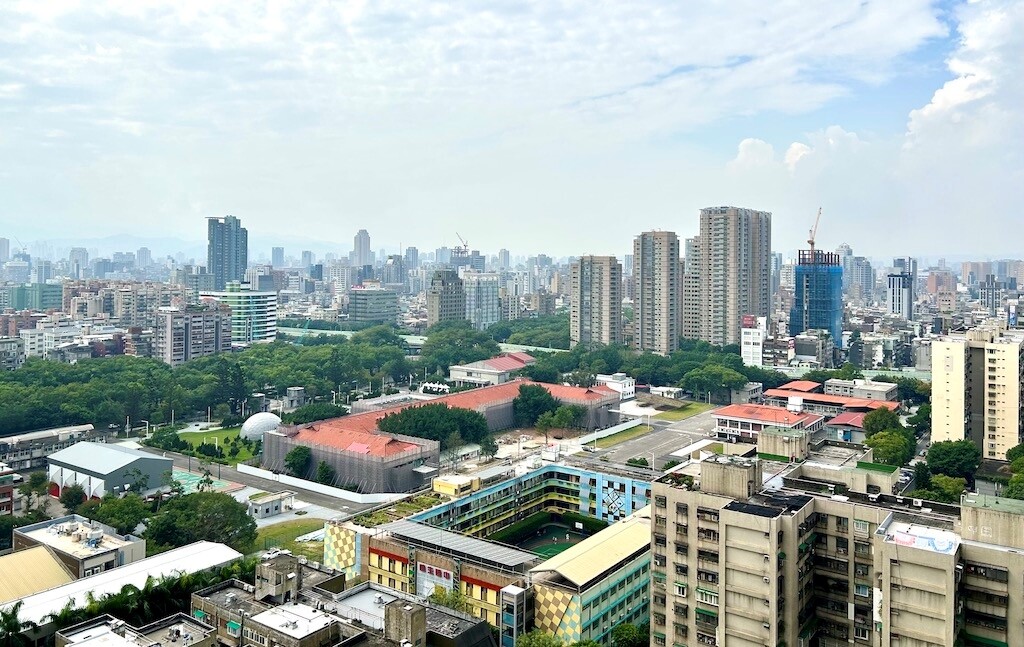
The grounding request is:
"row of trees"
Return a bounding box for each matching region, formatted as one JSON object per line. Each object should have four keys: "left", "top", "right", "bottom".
{"left": 487, "top": 314, "right": 571, "bottom": 350}
{"left": 515, "top": 622, "right": 649, "bottom": 647}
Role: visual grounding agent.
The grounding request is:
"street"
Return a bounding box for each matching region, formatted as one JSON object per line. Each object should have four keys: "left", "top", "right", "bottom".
{"left": 138, "top": 447, "right": 377, "bottom": 518}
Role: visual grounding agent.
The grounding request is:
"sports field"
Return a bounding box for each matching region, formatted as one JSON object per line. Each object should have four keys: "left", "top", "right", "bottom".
{"left": 172, "top": 469, "right": 243, "bottom": 494}
{"left": 517, "top": 523, "right": 586, "bottom": 558}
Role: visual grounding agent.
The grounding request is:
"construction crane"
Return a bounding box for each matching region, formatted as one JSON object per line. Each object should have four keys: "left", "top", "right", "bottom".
{"left": 454, "top": 232, "right": 470, "bottom": 259}
{"left": 807, "top": 207, "right": 822, "bottom": 253}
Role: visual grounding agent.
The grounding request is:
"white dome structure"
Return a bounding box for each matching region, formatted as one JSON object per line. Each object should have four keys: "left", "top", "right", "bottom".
{"left": 240, "top": 412, "right": 282, "bottom": 441}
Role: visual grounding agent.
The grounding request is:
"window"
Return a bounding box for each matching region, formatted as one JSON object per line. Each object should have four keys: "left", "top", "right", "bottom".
{"left": 674, "top": 582, "right": 687, "bottom": 597}
{"left": 855, "top": 626, "right": 869, "bottom": 640}
{"left": 854, "top": 520, "right": 869, "bottom": 534}
{"left": 695, "top": 589, "right": 718, "bottom": 606}
{"left": 855, "top": 584, "right": 870, "bottom": 597}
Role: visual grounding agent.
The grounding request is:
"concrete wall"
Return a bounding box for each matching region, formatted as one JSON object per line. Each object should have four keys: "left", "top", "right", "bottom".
{"left": 234, "top": 464, "right": 405, "bottom": 504}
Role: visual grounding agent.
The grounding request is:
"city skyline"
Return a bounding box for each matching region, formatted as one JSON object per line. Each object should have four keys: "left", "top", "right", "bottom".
{"left": 1, "top": 2, "right": 1021, "bottom": 257}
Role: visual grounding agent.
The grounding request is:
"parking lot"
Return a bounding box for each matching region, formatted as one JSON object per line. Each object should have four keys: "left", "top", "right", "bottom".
{"left": 596, "top": 408, "right": 719, "bottom": 467}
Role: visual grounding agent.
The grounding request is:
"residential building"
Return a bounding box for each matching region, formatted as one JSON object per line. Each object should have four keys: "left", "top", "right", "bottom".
{"left": 348, "top": 286, "right": 399, "bottom": 325}
{"left": 136, "top": 247, "right": 152, "bottom": 269}
{"left": 498, "top": 248, "right": 510, "bottom": 270}
{"left": 653, "top": 443, "right": 1024, "bottom": 647}
{"left": 14, "top": 515, "right": 146, "bottom": 579}
{"left": 0, "top": 461, "right": 13, "bottom": 516}
{"left": 740, "top": 315, "right": 766, "bottom": 367}
{"left": 426, "top": 269, "right": 465, "bottom": 328}
{"left": 681, "top": 237, "right": 701, "bottom": 341}
{"left": 404, "top": 246, "right": 419, "bottom": 269}
{"left": 271, "top": 246, "right": 285, "bottom": 267}
{"left": 200, "top": 281, "right": 278, "bottom": 345}
{"left": 633, "top": 231, "right": 680, "bottom": 355}
{"left": 569, "top": 255, "right": 623, "bottom": 349}
{"left": 932, "top": 323, "right": 1024, "bottom": 459}
{"left": 207, "top": 215, "right": 248, "bottom": 290}
{"left": 692, "top": 206, "right": 772, "bottom": 346}
{"left": 887, "top": 272, "right": 915, "bottom": 320}
{"left": 153, "top": 304, "right": 232, "bottom": 366}
{"left": 464, "top": 272, "right": 502, "bottom": 331}
{"left": 0, "top": 336, "right": 24, "bottom": 370}
{"left": 379, "top": 255, "right": 407, "bottom": 290}
{"left": 0, "top": 237, "right": 8, "bottom": 263}
{"left": 789, "top": 249, "right": 843, "bottom": 344}
{"left": 846, "top": 256, "right": 875, "bottom": 304}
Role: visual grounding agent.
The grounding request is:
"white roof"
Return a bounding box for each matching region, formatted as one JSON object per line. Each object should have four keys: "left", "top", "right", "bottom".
{"left": 250, "top": 604, "right": 334, "bottom": 638}
{"left": 3, "top": 541, "right": 242, "bottom": 626}
{"left": 47, "top": 442, "right": 170, "bottom": 475}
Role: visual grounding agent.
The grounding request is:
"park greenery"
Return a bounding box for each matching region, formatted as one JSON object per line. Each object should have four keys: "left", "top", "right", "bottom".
{"left": 488, "top": 314, "right": 571, "bottom": 350}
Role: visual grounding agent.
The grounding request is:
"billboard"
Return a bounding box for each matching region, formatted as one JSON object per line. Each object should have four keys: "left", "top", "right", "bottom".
{"left": 742, "top": 314, "right": 757, "bottom": 329}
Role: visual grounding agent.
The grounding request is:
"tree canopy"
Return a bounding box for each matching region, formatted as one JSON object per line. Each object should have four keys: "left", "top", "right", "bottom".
{"left": 377, "top": 403, "right": 489, "bottom": 447}
{"left": 144, "top": 492, "right": 256, "bottom": 553}
{"left": 926, "top": 440, "right": 981, "bottom": 479}
{"left": 864, "top": 430, "right": 914, "bottom": 466}
{"left": 76, "top": 494, "right": 151, "bottom": 535}
{"left": 488, "top": 314, "right": 571, "bottom": 350}
{"left": 513, "top": 384, "right": 560, "bottom": 427}
{"left": 420, "top": 320, "right": 500, "bottom": 374}
{"left": 862, "top": 408, "right": 902, "bottom": 438}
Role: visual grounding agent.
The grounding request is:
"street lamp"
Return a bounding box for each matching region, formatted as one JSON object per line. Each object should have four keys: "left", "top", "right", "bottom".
{"left": 139, "top": 420, "right": 150, "bottom": 438}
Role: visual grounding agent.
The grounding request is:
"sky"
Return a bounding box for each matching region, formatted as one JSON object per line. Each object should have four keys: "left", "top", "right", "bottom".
{"left": 1, "top": 0, "right": 1022, "bottom": 262}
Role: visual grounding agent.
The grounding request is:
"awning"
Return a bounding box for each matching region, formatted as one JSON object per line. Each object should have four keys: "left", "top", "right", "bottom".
{"left": 695, "top": 608, "right": 718, "bottom": 618}
{"left": 226, "top": 621, "right": 241, "bottom": 631}
{"left": 193, "top": 609, "right": 206, "bottom": 619}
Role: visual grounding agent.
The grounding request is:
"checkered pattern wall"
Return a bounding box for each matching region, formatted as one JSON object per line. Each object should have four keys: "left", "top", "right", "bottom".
{"left": 533, "top": 584, "right": 582, "bottom": 644}
{"left": 323, "top": 524, "right": 362, "bottom": 581}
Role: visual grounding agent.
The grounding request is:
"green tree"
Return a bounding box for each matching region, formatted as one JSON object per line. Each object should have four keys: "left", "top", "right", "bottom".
{"left": 479, "top": 435, "right": 499, "bottom": 461}
{"left": 515, "top": 630, "right": 563, "bottom": 647}
{"left": 626, "top": 457, "right": 649, "bottom": 467}
{"left": 284, "top": 403, "right": 349, "bottom": 425}
{"left": 862, "top": 408, "right": 902, "bottom": 438}
{"left": 930, "top": 474, "right": 967, "bottom": 502}
{"left": 19, "top": 472, "right": 51, "bottom": 516}
{"left": 569, "top": 641, "right": 601, "bottom": 647}
{"left": 145, "top": 492, "right": 256, "bottom": 553}
{"left": 536, "top": 411, "right": 555, "bottom": 445}
{"left": 865, "top": 430, "right": 913, "bottom": 466}
{"left": 420, "top": 320, "right": 500, "bottom": 373}
{"left": 1007, "top": 443, "right": 1024, "bottom": 463}
{"left": 611, "top": 622, "right": 647, "bottom": 647}
{"left": 429, "top": 587, "right": 473, "bottom": 614}
{"left": 314, "top": 461, "right": 335, "bottom": 485}
{"left": 81, "top": 494, "right": 151, "bottom": 535}
{"left": 512, "top": 384, "right": 559, "bottom": 427}
{"left": 1004, "top": 473, "right": 1024, "bottom": 499}
{"left": 378, "top": 403, "right": 489, "bottom": 445}
{"left": 927, "top": 440, "right": 981, "bottom": 479}
{"left": 123, "top": 467, "right": 151, "bottom": 494}
{"left": 285, "top": 446, "right": 313, "bottom": 478}
{"left": 906, "top": 404, "right": 932, "bottom": 436}
{"left": 445, "top": 432, "right": 465, "bottom": 470}
{"left": 0, "top": 600, "right": 37, "bottom": 646}
{"left": 0, "top": 516, "right": 15, "bottom": 553}
{"left": 59, "top": 484, "right": 87, "bottom": 510}
{"left": 913, "top": 461, "right": 931, "bottom": 491}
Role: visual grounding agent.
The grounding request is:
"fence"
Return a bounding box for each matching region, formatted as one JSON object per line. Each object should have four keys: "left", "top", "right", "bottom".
{"left": 234, "top": 463, "right": 405, "bottom": 504}
{"left": 578, "top": 418, "right": 643, "bottom": 445}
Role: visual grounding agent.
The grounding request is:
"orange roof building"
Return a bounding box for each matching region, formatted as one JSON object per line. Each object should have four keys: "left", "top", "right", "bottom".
{"left": 262, "top": 379, "right": 621, "bottom": 494}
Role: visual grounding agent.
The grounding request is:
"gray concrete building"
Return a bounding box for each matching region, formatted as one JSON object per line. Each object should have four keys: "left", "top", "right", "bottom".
{"left": 569, "top": 255, "right": 623, "bottom": 349}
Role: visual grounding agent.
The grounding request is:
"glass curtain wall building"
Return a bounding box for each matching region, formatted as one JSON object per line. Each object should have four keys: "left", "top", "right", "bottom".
{"left": 789, "top": 249, "right": 843, "bottom": 345}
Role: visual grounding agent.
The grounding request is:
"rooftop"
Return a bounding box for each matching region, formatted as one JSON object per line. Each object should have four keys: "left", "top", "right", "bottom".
{"left": 827, "top": 412, "right": 867, "bottom": 428}
{"left": 962, "top": 493, "right": 1024, "bottom": 515}
{"left": 530, "top": 515, "right": 651, "bottom": 589}
{"left": 777, "top": 380, "right": 824, "bottom": 393}
{"left": 714, "top": 403, "right": 823, "bottom": 427}
{"left": 880, "top": 520, "right": 959, "bottom": 555}
{"left": 5, "top": 541, "right": 243, "bottom": 627}
{"left": 381, "top": 519, "right": 539, "bottom": 571}
{"left": 250, "top": 604, "right": 334, "bottom": 639}
{"left": 18, "top": 517, "right": 138, "bottom": 558}
{"left": 287, "top": 379, "right": 616, "bottom": 449}
{"left": 764, "top": 389, "right": 900, "bottom": 412}
{"left": 0, "top": 546, "right": 74, "bottom": 604}
{"left": 47, "top": 442, "right": 171, "bottom": 475}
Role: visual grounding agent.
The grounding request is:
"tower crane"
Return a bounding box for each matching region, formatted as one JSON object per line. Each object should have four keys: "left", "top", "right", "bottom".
{"left": 807, "top": 207, "right": 822, "bottom": 254}
{"left": 454, "top": 232, "right": 470, "bottom": 258}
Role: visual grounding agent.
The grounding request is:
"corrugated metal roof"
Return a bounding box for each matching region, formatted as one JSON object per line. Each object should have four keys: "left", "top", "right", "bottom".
{"left": 381, "top": 520, "right": 538, "bottom": 570}
{"left": 47, "top": 442, "right": 171, "bottom": 475}
{"left": 530, "top": 517, "right": 651, "bottom": 589}
{"left": 2, "top": 541, "right": 242, "bottom": 626}
{"left": 0, "top": 546, "right": 75, "bottom": 605}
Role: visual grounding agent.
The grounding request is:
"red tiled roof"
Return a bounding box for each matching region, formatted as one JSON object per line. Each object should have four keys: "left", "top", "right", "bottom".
{"left": 482, "top": 356, "right": 532, "bottom": 372}
{"left": 713, "top": 403, "right": 821, "bottom": 427}
{"left": 291, "top": 424, "right": 418, "bottom": 456}
{"left": 763, "top": 389, "right": 900, "bottom": 411}
{"left": 292, "top": 379, "right": 617, "bottom": 452}
{"left": 828, "top": 412, "right": 867, "bottom": 429}
{"left": 777, "top": 380, "right": 824, "bottom": 393}
{"left": 503, "top": 352, "right": 536, "bottom": 364}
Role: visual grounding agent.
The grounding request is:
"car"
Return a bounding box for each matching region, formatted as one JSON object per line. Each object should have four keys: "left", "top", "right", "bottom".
{"left": 919, "top": 449, "right": 927, "bottom": 456}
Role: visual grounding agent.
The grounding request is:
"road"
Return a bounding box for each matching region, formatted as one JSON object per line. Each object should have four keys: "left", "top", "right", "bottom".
{"left": 139, "top": 447, "right": 377, "bottom": 519}
{"left": 597, "top": 409, "right": 719, "bottom": 467}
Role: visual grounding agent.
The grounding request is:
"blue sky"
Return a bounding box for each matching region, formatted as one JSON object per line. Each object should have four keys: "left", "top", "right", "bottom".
{"left": 0, "top": 1, "right": 1021, "bottom": 262}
